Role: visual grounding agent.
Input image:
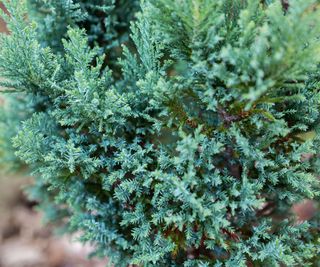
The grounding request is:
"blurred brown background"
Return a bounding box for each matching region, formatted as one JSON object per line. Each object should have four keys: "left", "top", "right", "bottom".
{"left": 0, "top": 175, "right": 108, "bottom": 267}
{"left": 0, "top": 2, "right": 7, "bottom": 33}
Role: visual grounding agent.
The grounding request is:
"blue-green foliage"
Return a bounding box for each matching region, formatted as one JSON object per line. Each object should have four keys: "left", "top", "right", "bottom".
{"left": 0, "top": 0, "right": 320, "bottom": 266}
{"left": 0, "top": 95, "right": 28, "bottom": 169}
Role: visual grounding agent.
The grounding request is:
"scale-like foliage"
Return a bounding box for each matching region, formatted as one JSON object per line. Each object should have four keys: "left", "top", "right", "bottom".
{"left": 0, "top": 0, "right": 320, "bottom": 266}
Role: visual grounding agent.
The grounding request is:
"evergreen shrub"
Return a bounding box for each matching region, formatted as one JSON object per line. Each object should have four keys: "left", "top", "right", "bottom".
{"left": 0, "top": 0, "right": 319, "bottom": 266}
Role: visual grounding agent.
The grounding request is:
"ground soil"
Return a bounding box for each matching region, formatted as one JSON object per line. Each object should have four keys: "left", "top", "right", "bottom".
{"left": 0, "top": 175, "right": 108, "bottom": 267}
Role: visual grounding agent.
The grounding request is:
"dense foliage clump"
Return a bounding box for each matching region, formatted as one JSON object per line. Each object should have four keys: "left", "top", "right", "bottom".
{"left": 0, "top": 0, "right": 319, "bottom": 266}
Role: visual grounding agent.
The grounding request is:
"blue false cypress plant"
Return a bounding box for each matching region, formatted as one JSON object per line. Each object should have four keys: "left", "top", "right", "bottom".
{"left": 0, "top": 0, "right": 320, "bottom": 266}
